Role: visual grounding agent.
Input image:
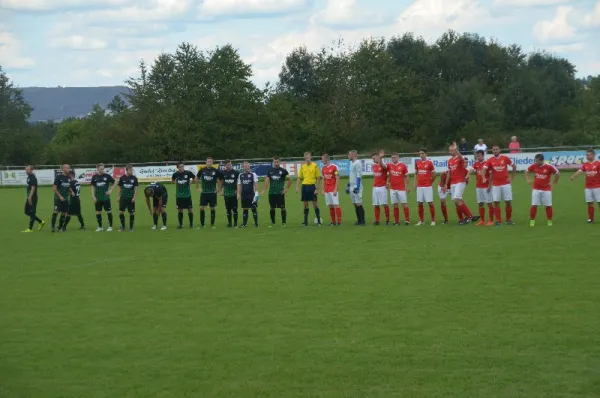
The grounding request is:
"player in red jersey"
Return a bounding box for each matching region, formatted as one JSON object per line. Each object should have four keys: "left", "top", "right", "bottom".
{"left": 414, "top": 148, "right": 436, "bottom": 226}
{"left": 447, "top": 143, "right": 474, "bottom": 225}
{"left": 525, "top": 154, "right": 559, "bottom": 226}
{"left": 321, "top": 154, "right": 342, "bottom": 226}
{"left": 371, "top": 150, "right": 390, "bottom": 225}
{"left": 387, "top": 152, "right": 410, "bottom": 225}
{"left": 471, "top": 150, "right": 494, "bottom": 226}
{"left": 437, "top": 171, "right": 450, "bottom": 224}
{"left": 482, "top": 145, "right": 516, "bottom": 225}
{"left": 570, "top": 148, "right": 600, "bottom": 223}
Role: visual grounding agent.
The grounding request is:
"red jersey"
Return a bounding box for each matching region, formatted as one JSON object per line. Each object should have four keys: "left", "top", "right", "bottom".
{"left": 484, "top": 155, "right": 513, "bottom": 186}
{"left": 580, "top": 161, "right": 600, "bottom": 189}
{"left": 528, "top": 163, "right": 558, "bottom": 191}
{"left": 448, "top": 156, "right": 467, "bottom": 184}
{"left": 415, "top": 159, "right": 434, "bottom": 187}
{"left": 471, "top": 160, "right": 490, "bottom": 188}
{"left": 322, "top": 164, "right": 339, "bottom": 193}
{"left": 388, "top": 162, "right": 408, "bottom": 190}
{"left": 372, "top": 163, "right": 388, "bottom": 187}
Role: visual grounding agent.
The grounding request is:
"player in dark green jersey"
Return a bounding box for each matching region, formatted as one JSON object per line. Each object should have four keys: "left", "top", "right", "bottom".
{"left": 117, "top": 165, "right": 139, "bottom": 231}
{"left": 23, "top": 165, "right": 45, "bottom": 232}
{"left": 144, "top": 182, "right": 168, "bottom": 230}
{"left": 237, "top": 161, "right": 260, "bottom": 228}
{"left": 196, "top": 157, "right": 222, "bottom": 228}
{"left": 90, "top": 163, "right": 116, "bottom": 232}
{"left": 172, "top": 162, "right": 196, "bottom": 229}
{"left": 262, "top": 156, "right": 292, "bottom": 227}
{"left": 220, "top": 160, "right": 240, "bottom": 227}
{"left": 52, "top": 164, "right": 73, "bottom": 232}
{"left": 63, "top": 170, "right": 85, "bottom": 231}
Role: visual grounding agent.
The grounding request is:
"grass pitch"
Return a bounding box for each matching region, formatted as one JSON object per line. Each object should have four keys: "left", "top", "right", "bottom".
{"left": 1, "top": 175, "right": 600, "bottom": 397}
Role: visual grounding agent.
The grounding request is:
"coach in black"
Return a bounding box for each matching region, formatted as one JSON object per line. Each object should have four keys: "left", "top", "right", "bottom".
{"left": 52, "top": 164, "right": 72, "bottom": 232}
{"left": 221, "top": 160, "right": 240, "bottom": 228}
{"left": 63, "top": 170, "right": 85, "bottom": 231}
{"left": 23, "top": 165, "right": 44, "bottom": 232}
{"left": 237, "top": 161, "right": 259, "bottom": 228}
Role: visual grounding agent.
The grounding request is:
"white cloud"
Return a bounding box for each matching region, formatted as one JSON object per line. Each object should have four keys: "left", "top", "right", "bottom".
{"left": 48, "top": 35, "right": 109, "bottom": 50}
{"left": 532, "top": 6, "right": 576, "bottom": 42}
{"left": 546, "top": 42, "right": 585, "bottom": 52}
{"left": 0, "top": 0, "right": 132, "bottom": 11}
{"left": 0, "top": 31, "right": 35, "bottom": 69}
{"left": 311, "top": 0, "right": 389, "bottom": 28}
{"left": 96, "top": 69, "right": 114, "bottom": 78}
{"left": 116, "top": 37, "right": 167, "bottom": 50}
{"left": 198, "top": 0, "right": 309, "bottom": 19}
{"left": 493, "top": 0, "right": 575, "bottom": 6}
{"left": 582, "top": 0, "right": 600, "bottom": 27}
{"left": 397, "top": 0, "right": 490, "bottom": 37}
{"left": 74, "top": 0, "right": 192, "bottom": 22}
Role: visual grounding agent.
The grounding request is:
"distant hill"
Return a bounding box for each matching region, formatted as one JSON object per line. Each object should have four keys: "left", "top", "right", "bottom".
{"left": 21, "top": 86, "right": 130, "bottom": 122}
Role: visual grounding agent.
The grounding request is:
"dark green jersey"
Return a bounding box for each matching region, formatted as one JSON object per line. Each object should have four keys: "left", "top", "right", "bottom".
{"left": 70, "top": 180, "right": 81, "bottom": 201}
{"left": 148, "top": 182, "right": 168, "bottom": 199}
{"left": 91, "top": 173, "right": 115, "bottom": 201}
{"left": 172, "top": 170, "right": 195, "bottom": 198}
{"left": 53, "top": 174, "right": 71, "bottom": 199}
{"left": 221, "top": 169, "right": 239, "bottom": 197}
{"left": 118, "top": 175, "right": 139, "bottom": 199}
{"left": 267, "top": 167, "right": 290, "bottom": 195}
{"left": 197, "top": 167, "right": 222, "bottom": 194}
{"left": 26, "top": 174, "right": 38, "bottom": 199}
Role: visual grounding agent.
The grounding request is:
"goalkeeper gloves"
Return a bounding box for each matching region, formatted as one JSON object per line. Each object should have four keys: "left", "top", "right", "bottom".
{"left": 345, "top": 183, "right": 350, "bottom": 194}
{"left": 353, "top": 178, "right": 361, "bottom": 194}
{"left": 252, "top": 192, "right": 259, "bottom": 205}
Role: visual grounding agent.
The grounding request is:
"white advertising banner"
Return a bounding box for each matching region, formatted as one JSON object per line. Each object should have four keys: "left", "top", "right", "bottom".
{"left": 1, "top": 169, "right": 56, "bottom": 186}
{"left": 74, "top": 168, "right": 114, "bottom": 184}
{"left": 133, "top": 165, "right": 197, "bottom": 182}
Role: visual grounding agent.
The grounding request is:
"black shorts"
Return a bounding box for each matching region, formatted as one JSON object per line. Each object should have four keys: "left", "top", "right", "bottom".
{"left": 200, "top": 193, "right": 217, "bottom": 207}
{"left": 119, "top": 198, "right": 136, "bottom": 213}
{"left": 301, "top": 185, "right": 317, "bottom": 202}
{"left": 54, "top": 198, "right": 69, "bottom": 213}
{"left": 153, "top": 196, "right": 168, "bottom": 209}
{"left": 25, "top": 198, "right": 38, "bottom": 215}
{"left": 269, "top": 194, "right": 286, "bottom": 209}
{"left": 176, "top": 197, "right": 193, "bottom": 210}
{"left": 95, "top": 199, "right": 112, "bottom": 212}
{"left": 241, "top": 194, "right": 256, "bottom": 209}
{"left": 69, "top": 197, "right": 81, "bottom": 215}
{"left": 224, "top": 196, "right": 238, "bottom": 210}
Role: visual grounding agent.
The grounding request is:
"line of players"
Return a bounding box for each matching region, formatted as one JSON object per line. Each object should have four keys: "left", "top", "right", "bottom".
{"left": 21, "top": 146, "right": 600, "bottom": 232}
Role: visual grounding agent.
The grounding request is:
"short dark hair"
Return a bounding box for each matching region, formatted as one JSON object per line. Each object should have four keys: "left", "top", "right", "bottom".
{"left": 476, "top": 150, "right": 485, "bottom": 156}
{"left": 419, "top": 147, "right": 427, "bottom": 154}
{"left": 273, "top": 156, "right": 280, "bottom": 161}
{"left": 126, "top": 164, "right": 133, "bottom": 170}
{"left": 224, "top": 159, "right": 232, "bottom": 164}
{"left": 391, "top": 152, "right": 399, "bottom": 156}
{"left": 535, "top": 153, "right": 544, "bottom": 161}
{"left": 207, "top": 157, "right": 213, "bottom": 160}
{"left": 144, "top": 186, "right": 154, "bottom": 197}
{"left": 587, "top": 149, "right": 595, "bottom": 156}
{"left": 96, "top": 163, "right": 104, "bottom": 168}
{"left": 371, "top": 152, "right": 378, "bottom": 157}
{"left": 177, "top": 162, "right": 184, "bottom": 167}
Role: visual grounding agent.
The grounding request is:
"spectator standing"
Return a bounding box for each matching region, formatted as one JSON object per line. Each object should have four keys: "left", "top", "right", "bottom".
{"left": 474, "top": 139, "right": 487, "bottom": 154}
{"left": 458, "top": 137, "right": 470, "bottom": 155}
{"left": 509, "top": 136, "right": 520, "bottom": 153}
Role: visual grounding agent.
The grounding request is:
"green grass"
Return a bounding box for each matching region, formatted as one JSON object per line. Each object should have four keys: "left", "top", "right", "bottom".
{"left": 2, "top": 175, "right": 600, "bottom": 397}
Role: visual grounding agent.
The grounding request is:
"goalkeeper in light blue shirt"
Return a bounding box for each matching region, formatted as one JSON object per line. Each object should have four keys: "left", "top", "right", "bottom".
{"left": 346, "top": 150, "right": 366, "bottom": 225}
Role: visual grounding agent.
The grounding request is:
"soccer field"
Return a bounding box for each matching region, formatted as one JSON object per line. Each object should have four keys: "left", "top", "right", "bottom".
{"left": 2, "top": 175, "right": 600, "bottom": 397}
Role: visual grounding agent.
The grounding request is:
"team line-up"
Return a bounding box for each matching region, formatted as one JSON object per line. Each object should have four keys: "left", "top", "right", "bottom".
{"left": 20, "top": 144, "right": 600, "bottom": 232}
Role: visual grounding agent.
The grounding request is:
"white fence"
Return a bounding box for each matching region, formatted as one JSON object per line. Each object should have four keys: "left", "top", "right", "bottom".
{"left": 1, "top": 149, "right": 597, "bottom": 186}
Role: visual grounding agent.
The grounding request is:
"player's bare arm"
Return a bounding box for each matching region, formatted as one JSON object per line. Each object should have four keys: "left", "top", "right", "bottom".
{"left": 551, "top": 172, "right": 560, "bottom": 187}
{"left": 107, "top": 181, "right": 114, "bottom": 196}
{"left": 116, "top": 184, "right": 122, "bottom": 202}
{"left": 145, "top": 196, "right": 152, "bottom": 215}
{"left": 196, "top": 178, "right": 202, "bottom": 193}
{"left": 295, "top": 175, "right": 301, "bottom": 193}
{"left": 28, "top": 185, "right": 36, "bottom": 205}
{"left": 284, "top": 176, "right": 292, "bottom": 195}
{"left": 132, "top": 186, "right": 138, "bottom": 203}
{"left": 262, "top": 176, "right": 270, "bottom": 196}
{"left": 405, "top": 174, "right": 410, "bottom": 193}
{"left": 510, "top": 164, "right": 517, "bottom": 181}
{"left": 524, "top": 169, "right": 532, "bottom": 185}
{"left": 315, "top": 177, "right": 321, "bottom": 195}
{"left": 570, "top": 170, "right": 583, "bottom": 181}
{"left": 334, "top": 172, "right": 340, "bottom": 196}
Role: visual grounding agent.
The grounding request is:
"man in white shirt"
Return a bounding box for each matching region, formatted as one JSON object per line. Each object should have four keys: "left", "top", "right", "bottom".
{"left": 474, "top": 139, "right": 487, "bottom": 154}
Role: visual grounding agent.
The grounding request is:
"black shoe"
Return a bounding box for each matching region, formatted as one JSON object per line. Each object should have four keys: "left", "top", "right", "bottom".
{"left": 301, "top": 223, "right": 308, "bottom": 227}
{"left": 458, "top": 220, "right": 466, "bottom": 226}
{"left": 51, "top": 227, "right": 56, "bottom": 233}
{"left": 176, "top": 225, "right": 183, "bottom": 230}
{"left": 443, "top": 220, "right": 448, "bottom": 225}
{"left": 374, "top": 222, "right": 380, "bottom": 226}
{"left": 404, "top": 221, "right": 410, "bottom": 226}
{"left": 472, "top": 216, "right": 481, "bottom": 222}
{"left": 227, "top": 224, "right": 232, "bottom": 228}
{"left": 386, "top": 221, "right": 390, "bottom": 226}
{"left": 328, "top": 222, "right": 336, "bottom": 226}
{"left": 337, "top": 222, "right": 341, "bottom": 226}
{"left": 255, "top": 224, "right": 259, "bottom": 228}
{"left": 79, "top": 226, "right": 86, "bottom": 230}
{"left": 240, "top": 224, "right": 247, "bottom": 228}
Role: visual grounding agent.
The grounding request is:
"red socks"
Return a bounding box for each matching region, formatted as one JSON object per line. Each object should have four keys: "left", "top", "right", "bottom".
{"left": 588, "top": 205, "right": 595, "bottom": 221}
{"left": 456, "top": 205, "right": 464, "bottom": 221}
{"left": 403, "top": 207, "right": 410, "bottom": 222}
{"left": 329, "top": 208, "right": 336, "bottom": 223}
{"left": 393, "top": 207, "right": 400, "bottom": 223}
{"left": 441, "top": 203, "right": 448, "bottom": 221}
{"left": 479, "top": 207, "right": 485, "bottom": 221}
{"left": 506, "top": 206, "right": 512, "bottom": 222}
{"left": 336, "top": 208, "right": 342, "bottom": 223}
{"left": 488, "top": 205, "right": 494, "bottom": 222}
{"left": 428, "top": 203, "right": 435, "bottom": 222}
{"left": 418, "top": 203, "right": 424, "bottom": 222}
{"left": 546, "top": 206, "right": 553, "bottom": 220}
{"left": 384, "top": 206, "right": 390, "bottom": 223}
{"left": 460, "top": 203, "right": 473, "bottom": 218}
{"left": 530, "top": 206, "right": 537, "bottom": 220}
{"left": 374, "top": 206, "right": 381, "bottom": 223}
{"left": 495, "top": 206, "right": 502, "bottom": 222}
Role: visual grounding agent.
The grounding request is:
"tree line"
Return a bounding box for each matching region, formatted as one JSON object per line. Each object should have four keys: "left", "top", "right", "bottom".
{"left": 1, "top": 30, "right": 599, "bottom": 166}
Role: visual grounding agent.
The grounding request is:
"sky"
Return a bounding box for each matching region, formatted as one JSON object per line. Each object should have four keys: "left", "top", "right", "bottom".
{"left": 1, "top": 0, "right": 599, "bottom": 88}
